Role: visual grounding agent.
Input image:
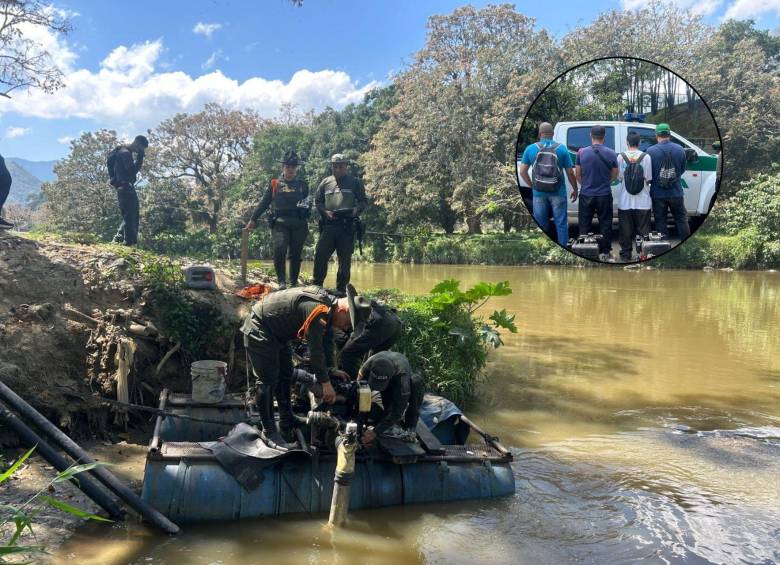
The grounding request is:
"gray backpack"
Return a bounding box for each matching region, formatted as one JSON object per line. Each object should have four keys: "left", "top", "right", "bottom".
{"left": 531, "top": 142, "right": 562, "bottom": 192}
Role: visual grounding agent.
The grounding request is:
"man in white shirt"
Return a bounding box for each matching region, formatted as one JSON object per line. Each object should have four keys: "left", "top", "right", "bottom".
{"left": 616, "top": 132, "right": 653, "bottom": 261}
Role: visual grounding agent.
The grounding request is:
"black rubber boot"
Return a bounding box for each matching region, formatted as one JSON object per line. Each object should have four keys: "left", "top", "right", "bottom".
{"left": 276, "top": 378, "right": 306, "bottom": 443}
{"left": 256, "top": 384, "right": 290, "bottom": 450}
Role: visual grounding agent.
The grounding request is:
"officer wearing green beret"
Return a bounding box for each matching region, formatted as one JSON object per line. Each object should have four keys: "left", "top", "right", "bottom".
{"left": 312, "top": 154, "right": 368, "bottom": 294}
{"left": 246, "top": 150, "right": 310, "bottom": 288}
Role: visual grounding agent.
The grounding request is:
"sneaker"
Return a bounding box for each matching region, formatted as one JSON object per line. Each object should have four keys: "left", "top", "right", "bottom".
{"left": 599, "top": 252, "right": 615, "bottom": 263}
{"left": 0, "top": 218, "right": 14, "bottom": 230}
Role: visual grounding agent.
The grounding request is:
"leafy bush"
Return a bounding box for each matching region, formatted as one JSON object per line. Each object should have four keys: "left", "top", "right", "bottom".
{"left": 376, "top": 279, "right": 517, "bottom": 405}
{"left": 1, "top": 447, "right": 111, "bottom": 560}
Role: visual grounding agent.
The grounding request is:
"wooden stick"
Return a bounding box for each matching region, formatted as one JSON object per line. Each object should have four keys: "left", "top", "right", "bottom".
{"left": 155, "top": 342, "right": 181, "bottom": 376}
{"left": 240, "top": 228, "right": 249, "bottom": 283}
{"left": 62, "top": 304, "right": 100, "bottom": 325}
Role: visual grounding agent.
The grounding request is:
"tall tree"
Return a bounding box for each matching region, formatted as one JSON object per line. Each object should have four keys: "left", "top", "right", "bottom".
{"left": 366, "top": 4, "right": 559, "bottom": 233}
{"left": 0, "top": 0, "right": 72, "bottom": 97}
{"left": 149, "top": 103, "right": 264, "bottom": 233}
{"left": 42, "top": 130, "right": 122, "bottom": 237}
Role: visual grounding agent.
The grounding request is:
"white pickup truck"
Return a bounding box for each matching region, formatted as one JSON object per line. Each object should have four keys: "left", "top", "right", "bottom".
{"left": 516, "top": 121, "right": 719, "bottom": 228}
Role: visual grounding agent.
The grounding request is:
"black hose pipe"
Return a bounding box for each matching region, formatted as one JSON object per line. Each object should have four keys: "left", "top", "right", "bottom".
{"left": 0, "top": 380, "right": 180, "bottom": 534}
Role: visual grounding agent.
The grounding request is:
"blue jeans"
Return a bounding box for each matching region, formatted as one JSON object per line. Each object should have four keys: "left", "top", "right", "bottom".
{"left": 533, "top": 193, "right": 568, "bottom": 244}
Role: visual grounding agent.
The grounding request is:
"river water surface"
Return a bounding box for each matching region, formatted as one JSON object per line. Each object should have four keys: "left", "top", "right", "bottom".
{"left": 55, "top": 264, "right": 780, "bottom": 564}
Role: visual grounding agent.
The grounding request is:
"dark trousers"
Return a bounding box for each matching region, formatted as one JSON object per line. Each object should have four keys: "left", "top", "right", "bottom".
{"left": 244, "top": 323, "right": 294, "bottom": 388}
{"left": 0, "top": 180, "right": 10, "bottom": 215}
{"left": 114, "top": 186, "right": 139, "bottom": 245}
{"left": 652, "top": 196, "right": 690, "bottom": 240}
{"left": 578, "top": 195, "right": 613, "bottom": 253}
{"left": 271, "top": 219, "right": 308, "bottom": 285}
{"left": 618, "top": 209, "right": 651, "bottom": 260}
{"left": 313, "top": 222, "right": 355, "bottom": 292}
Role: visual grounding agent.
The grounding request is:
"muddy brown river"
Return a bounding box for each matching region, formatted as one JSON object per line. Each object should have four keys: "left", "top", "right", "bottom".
{"left": 55, "top": 264, "right": 780, "bottom": 564}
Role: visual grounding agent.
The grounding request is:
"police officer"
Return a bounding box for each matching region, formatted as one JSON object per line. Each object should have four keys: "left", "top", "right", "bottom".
{"left": 358, "top": 351, "right": 425, "bottom": 447}
{"left": 240, "top": 286, "right": 354, "bottom": 448}
{"left": 338, "top": 284, "right": 403, "bottom": 380}
{"left": 0, "top": 152, "right": 13, "bottom": 230}
{"left": 246, "top": 151, "right": 310, "bottom": 288}
{"left": 312, "top": 154, "right": 368, "bottom": 294}
{"left": 109, "top": 135, "right": 148, "bottom": 246}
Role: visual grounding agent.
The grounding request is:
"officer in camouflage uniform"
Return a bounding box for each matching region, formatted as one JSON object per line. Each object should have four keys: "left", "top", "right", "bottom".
{"left": 246, "top": 151, "right": 310, "bottom": 288}
{"left": 337, "top": 284, "right": 403, "bottom": 380}
{"left": 358, "top": 351, "right": 425, "bottom": 447}
{"left": 312, "top": 154, "right": 368, "bottom": 294}
{"left": 240, "top": 286, "right": 354, "bottom": 448}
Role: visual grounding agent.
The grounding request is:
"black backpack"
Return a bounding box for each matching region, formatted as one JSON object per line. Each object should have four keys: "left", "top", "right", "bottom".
{"left": 620, "top": 152, "right": 647, "bottom": 195}
{"left": 107, "top": 146, "right": 122, "bottom": 188}
{"left": 657, "top": 149, "right": 677, "bottom": 189}
{"left": 531, "top": 142, "right": 562, "bottom": 192}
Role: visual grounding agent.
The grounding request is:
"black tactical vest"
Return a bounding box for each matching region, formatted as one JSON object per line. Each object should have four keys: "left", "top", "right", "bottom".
{"left": 254, "top": 286, "right": 333, "bottom": 339}
{"left": 322, "top": 175, "right": 358, "bottom": 212}
{"left": 271, "top": 178, "right": 308, "bottom": 215}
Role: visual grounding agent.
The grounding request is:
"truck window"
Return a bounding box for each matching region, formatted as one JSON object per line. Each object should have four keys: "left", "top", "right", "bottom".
{"left": 566, "top": 126, "right": 615, "bottom": 152}
{"left": 628, "top": 126, "right": 688, "bottom": 151}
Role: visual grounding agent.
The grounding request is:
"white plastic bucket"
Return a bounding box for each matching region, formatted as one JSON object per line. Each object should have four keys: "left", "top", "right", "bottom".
{"left": 191, "top": 360, "right": 227, "bottom": 404}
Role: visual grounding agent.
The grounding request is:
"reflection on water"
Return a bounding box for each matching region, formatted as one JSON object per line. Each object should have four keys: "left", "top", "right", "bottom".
{"left": 55, "top": 265, "right": 780, "bottom": 564}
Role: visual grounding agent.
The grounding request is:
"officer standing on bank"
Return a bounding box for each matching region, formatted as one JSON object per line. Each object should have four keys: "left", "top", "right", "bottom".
{"left": 312, "top": 154, "right": 368, "bottom": 294}
{"left": 246, "top": 151, "right": 310, "bottom": 288}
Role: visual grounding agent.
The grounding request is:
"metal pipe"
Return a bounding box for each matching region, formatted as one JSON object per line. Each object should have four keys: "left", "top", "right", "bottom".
{"left": 328, "top": 422, "right": 358, "bottom": 527}
{"left": 0, "top": 380, "right": 180, "bottom": 534}
{"left": 458, "top": 415, "right": 512, "bottom": 458}
{"left": 0, "top": 401, "right": 125, "bottom": 520}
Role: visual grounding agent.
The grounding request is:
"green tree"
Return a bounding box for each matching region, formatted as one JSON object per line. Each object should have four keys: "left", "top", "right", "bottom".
{"left": 149, "top": 103, "right": 264, "bottom": 233}
{"left": 365, "top": 5, "right": 558, "bottom": 234}
{"left": 41, "top": 130, "right": 122, "bottom": 238}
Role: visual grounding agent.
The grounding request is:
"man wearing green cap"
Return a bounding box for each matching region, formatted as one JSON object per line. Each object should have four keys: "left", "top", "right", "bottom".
{"left": 246, "top": 150, "right": 310, "bottom": 288}
{"left": 647, "top": 123, "right": 689, "bottom": 240}
{"left": 357, "top": 351, "right": 425, "bottom": 447}
{"left": 312, "top": 154, "right": 368, "bottom": 294}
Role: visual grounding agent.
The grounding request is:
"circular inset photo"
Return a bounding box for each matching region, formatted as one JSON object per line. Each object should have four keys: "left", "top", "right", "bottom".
{"left": 516, "top": 57, "right": 721, "bottom": 264}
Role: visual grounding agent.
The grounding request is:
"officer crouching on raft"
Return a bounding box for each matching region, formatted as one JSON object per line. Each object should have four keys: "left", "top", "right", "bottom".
{"left": 358, "top": 351, "right": 425, "bottom": 447}
{"left": 312, "top": 153, "right": 368, "bottom": 295}
{"left": 246, "top": 150, "right": 310, "bottom": 289}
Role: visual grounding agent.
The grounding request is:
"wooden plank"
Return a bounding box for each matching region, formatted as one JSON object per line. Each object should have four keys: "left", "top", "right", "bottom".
{"left": 240, "top": 228, "right": 249, "bottom": 283}
{"left": 415, "top": 420, "right": 445, "bottom": 454}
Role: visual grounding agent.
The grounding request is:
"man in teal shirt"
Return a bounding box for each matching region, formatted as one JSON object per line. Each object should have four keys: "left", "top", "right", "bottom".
{"left": 518, "top": 122, "right": 578, "bottom": 244}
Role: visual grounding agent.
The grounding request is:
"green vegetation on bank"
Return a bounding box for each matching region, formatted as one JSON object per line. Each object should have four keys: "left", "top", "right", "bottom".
{"left": 368, "top": 280, "right": 517, "bottom": 405}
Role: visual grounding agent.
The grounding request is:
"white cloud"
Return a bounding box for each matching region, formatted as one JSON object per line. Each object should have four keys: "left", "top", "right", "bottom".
{"left": 724, "top": 0, "right": 780, "bottom": 19}
{"left": 621, "top": 0, "right": 723, "bottom": 16}
{"left": 5, "top": 126, "right": 31, "bottom": 138}
{"left": 57, "top": 135, "right": 74, "bottom": 144}
{"left": 193, "top": 22, "right": 222, "bottom": 39}
{"left": 0, "top": 36, "right": 381, "bottom": 135}
{"left": 202, "top": 49, "right": 229, "bottom": 70}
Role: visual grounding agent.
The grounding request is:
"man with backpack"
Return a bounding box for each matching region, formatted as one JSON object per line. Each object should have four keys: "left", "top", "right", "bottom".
{"left": 107, "top": 135, "right": 149, "bottom": 246}
{"left": 616, "top": 132, "right": 653, "bottom": 261}
{"left": 647, "top": 123, "right": 689, "bottom": 240}
{"left": 518, "top": 122, "right": 577, "bottom": 245}
{"left": 575, "top": 125, "right": 619, "bottom": 261}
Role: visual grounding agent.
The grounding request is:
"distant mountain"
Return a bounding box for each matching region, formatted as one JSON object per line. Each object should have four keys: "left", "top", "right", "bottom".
{"left": 6, "top": 158, "right": 57, "bottom": 183}
{"left": 3, "top": 161, "right": 44, "bottom": 206}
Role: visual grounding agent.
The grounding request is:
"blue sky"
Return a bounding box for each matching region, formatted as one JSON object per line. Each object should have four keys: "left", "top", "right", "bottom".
{"left": 1, "top": 0, "right": 777, "bottom": 162}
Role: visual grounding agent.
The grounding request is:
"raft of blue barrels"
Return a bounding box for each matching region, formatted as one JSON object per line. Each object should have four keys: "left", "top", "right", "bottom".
{"left": 141, "top": 391, "right": 515, "bottom": 523}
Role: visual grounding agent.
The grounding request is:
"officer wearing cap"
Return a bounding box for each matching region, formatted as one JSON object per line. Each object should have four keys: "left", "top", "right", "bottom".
{"left": 312, "top": 153, "right": 368, "bottom": 294}
{"left": 246, "top": 150, "right": 310, "bottom": 288}
{"left": 646, "top": 123, "right": 689, "bottom": 240}
{"left": 357, "top": 351, "right": 425, "bottom": 447}
{"left": 338, "top": 284, "right": 403, "bottom": 380}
